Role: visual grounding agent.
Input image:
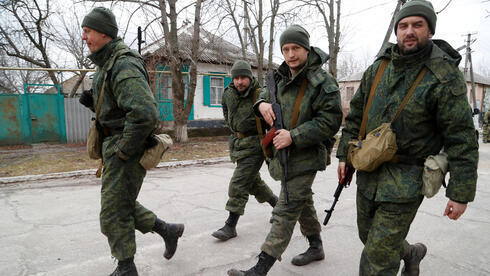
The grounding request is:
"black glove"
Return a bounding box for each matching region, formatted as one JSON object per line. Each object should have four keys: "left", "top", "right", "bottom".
{"left": 144, "top": 134, "right": 159, "bottom": 149}
{"left": 79, "top": 89, "right": 94, "bottom": 109}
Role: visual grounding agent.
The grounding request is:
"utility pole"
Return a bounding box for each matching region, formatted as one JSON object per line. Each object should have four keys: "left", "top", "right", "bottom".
{"left": 379, "top": 0, "right": 407, "bottom": 54}
{"left": 463, "top": 33, "right": 478, "bottom": 112}
{"left": 137, "top": 26, "right": 145, "bottom": 54}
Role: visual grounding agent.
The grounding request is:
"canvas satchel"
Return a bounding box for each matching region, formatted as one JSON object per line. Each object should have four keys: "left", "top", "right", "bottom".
{"left": 87, "top": 77, "right": 107, "bottom": 160}
{"left": 139, "top": 134, "right": 173, "bottom": 170}
{"left": 347, "top": 61, "right": 427, "bottom": 172}
{"left": 348, "top": 122, "right": 398, "bottom": 172}
{"left": 422, "top": 152, "right": 448, "bottom": 198}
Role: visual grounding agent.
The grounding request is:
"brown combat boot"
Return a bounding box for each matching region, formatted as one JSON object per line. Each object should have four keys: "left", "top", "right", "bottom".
{"left": 109, "top": 257, "right": 138, "bottom": 276}
{"left": 291, "top": 234, "right": 325, "bottom": 266}
{"left": 212, "top": 212, "right": 239, "bottom": 241}
{"left": 401, "top": 243, "right": 427, "bottom": 276}
{"left": 227, "top": 251, "right": 276, "bottom": 276}
{"left": 152, "top": 218, "right": 185, "bottom": 260}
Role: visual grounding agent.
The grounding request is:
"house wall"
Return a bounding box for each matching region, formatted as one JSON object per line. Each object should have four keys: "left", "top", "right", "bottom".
{"left": 338, "top": 81, "right": 360, "bottom": 124}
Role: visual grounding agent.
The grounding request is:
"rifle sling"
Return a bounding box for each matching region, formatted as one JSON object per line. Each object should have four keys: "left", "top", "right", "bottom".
{"left": 291, "top": 78, "right": 308, "bottom": 128}
{"left": 254, "top": 88, "right": 269, "bottom": 157}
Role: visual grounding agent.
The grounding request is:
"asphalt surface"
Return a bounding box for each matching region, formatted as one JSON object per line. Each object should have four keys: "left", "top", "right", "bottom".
{"left": 1, "top": 143, "right": 489, "bottom": 276}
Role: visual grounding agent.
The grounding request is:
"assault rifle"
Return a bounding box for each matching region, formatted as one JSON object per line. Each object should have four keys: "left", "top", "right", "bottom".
{"left": 323, "top": 165, "right": 354, "bottom": 225}
{"left": 265, "top": 71, "right": 289, "bottom": 205}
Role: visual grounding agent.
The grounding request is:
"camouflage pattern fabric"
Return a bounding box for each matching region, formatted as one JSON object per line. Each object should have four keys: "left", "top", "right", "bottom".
{"left": 483, "top": 111, "right": 490, "bottom": 142}
{"left": 254, "top": 46, "right": 342, "bottom": 261}
{"left": 337, "top": 40, "right": 478, "bottom": 274}
{"left": 222, "top": 78, "right": 275, "bottom": 214}
{"left": 337, "top": 40, "right": 478, "bottom": 203}
{"left": 101, "top": 140, "right": 156, "bottom": 260}
{"left": 357, "top": 190, "right": 422, "bottom": 275}
{"left": 88, "top": 38, "right": 158, "bottom": 261}
{"left": 261, "top": 173, "right": 320, "bottom": 261}
{"left": 225, "top": 153, "right": 275, "bottom": 215}
{"left": 254, "top": 46, "right": 343, "bottom": 181}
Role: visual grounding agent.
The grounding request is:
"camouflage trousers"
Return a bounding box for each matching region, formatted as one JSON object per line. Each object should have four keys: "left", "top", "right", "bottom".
{"left": 226, "top": 154, "right": 275, "bottom": 215}
{"left": 261, "top": 173, "right": 321, "bottom": 260}
{"left": 483, "top": 124, "right": 490, "bottom": 142}
{"left": 357, "top": 191, "right": 423, "bottom": 275}
{"left": 100, "top": 147, "right": 156, "bottom": 261}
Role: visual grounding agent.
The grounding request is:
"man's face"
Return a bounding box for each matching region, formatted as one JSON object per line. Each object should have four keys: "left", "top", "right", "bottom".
{"left": 82, "top": 27, "right": 111, "bottom": 53}
{"left": 396, "top": 16, "right": 433, "bottom": 55}
{"left": 281, "top": 43, "right": 309, "bottom": 72}
{"left": 233, "top": 76, "right": 251, "bottom": 93}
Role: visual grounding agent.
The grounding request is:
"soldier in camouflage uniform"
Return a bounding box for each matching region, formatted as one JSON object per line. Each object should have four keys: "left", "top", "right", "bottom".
{"left": 336, "top": 1, "right": 479, "bottom": 275}
{"left": 482, "top": 110, "right": 490, "bottom": 143}
{"left": 228, "top": 25, "right": 343, "bottom": 276}
{"left": 212, "top": 60, "right": 278, "bottom": 241}
{"left": 79, "top": 7, "right": 184, "bottom": 276}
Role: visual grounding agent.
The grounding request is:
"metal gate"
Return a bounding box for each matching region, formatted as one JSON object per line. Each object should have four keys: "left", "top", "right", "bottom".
{"left": 0, "top": 84, "right": 66, "bottom": 146}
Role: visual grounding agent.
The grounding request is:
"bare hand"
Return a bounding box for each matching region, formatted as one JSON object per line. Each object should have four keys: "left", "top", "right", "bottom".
{"left": 444, "top": 200, "right": 467, "bottom": 220}
{"left": 273, "top": 129, "right": 292, "bottom": 150}
{"left": 338, "top": 161, "right": 346, "bottom": 182}
{"left": 259, "top": 102, "right": 275, "bottom": 126}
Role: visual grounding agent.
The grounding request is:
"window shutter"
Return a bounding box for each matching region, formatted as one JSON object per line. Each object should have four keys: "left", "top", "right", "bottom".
{"left": 203, "top": 75, "right": 210, "bottom": 106}
{"left": 224, "top": 76, "right": 232, "bottom": 88}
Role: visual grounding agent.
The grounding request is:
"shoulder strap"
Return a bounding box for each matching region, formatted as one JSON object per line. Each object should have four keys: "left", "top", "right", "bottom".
{"left": 254, "top": 87, "right": 269, "bottom": 158}
{"left": 358, "top": 59, "right": 389, "bottom": 140}
{"left": 392, "top": 66, "right": 428, "bottom": 123}
{"left": 94, "top": 74, "right": 107, "bottom": 120}
{"left": 291, "top": 78, "right": 308, "bottom": 129}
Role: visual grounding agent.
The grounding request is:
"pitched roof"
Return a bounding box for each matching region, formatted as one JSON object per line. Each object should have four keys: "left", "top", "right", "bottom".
{"left": 340, "top": 68, "right": 490, "bottom": 86}
{"left": 142, "top": 27, "right": 274, "bottom": 70}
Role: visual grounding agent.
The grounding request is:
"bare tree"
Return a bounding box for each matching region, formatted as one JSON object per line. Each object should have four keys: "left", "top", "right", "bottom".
{"left": 0, "top": 0, "right": 60, "bottom": 89}
{"left": 158, "top": 0, "right": 203, "bottom": 142}
{"left": 53, "top": 7, "right": 93, "bottom": 97}
{"left": 299, "top": 0, "right": 342, "bottom": 78}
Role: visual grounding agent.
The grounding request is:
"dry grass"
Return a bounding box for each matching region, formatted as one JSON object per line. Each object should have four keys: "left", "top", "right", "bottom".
{"left": 0, "top": 136, "right": 229, "bottom": 178}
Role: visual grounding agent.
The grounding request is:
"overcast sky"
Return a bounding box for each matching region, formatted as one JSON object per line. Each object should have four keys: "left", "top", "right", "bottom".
{"left": 62, "top": 0, "right": 489, "bottom": 75}
{"left": 304, "top": 0, "right": 490, "bottom": 73}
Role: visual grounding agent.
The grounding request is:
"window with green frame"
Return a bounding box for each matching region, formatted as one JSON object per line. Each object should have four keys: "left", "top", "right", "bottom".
{"left": 203, "top": 72, "right": 231, "bottom": 107}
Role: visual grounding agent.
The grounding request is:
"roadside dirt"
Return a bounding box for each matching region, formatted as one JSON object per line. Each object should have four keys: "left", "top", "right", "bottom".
{"left": 0, "top": 136, "right": 229, "bottom": 178}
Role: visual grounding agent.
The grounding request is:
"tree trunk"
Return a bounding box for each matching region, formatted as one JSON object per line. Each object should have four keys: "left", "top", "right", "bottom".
{"left": 174, "top": 122, "right": 188, "bottom": 142}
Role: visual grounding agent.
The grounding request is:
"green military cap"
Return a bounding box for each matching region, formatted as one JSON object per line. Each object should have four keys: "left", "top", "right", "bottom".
{"left": 231, "top": 60, "right": 253, "bottom": 80}
{"left": 394, "top": 0, "right": 437, "bottom": 35}
{"left": 82, "top": 7, "right": 118, "bottom": 38}
{"left": 280, "top": 24, "right": 310, "bottom": 50}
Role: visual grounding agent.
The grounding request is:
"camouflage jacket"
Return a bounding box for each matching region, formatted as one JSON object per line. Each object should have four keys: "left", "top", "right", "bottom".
{"left": 222, "top": 77, "right": 264, "bottom": 162}
{"left": 484, "top": 111, "right": 490, "bottom": 125}
{"left": 337, "top": 40, "right": 478, "bottom": 203}
{"left": 88, "top": 38, "right": 158, "bottom": 159}
{"left": 254, "top": 47, "right": 343, "bottom": 180}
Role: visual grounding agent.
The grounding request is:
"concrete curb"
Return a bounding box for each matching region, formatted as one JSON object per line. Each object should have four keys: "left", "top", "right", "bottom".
{"left": 0, "top": 157, "right": 231, "bottom": 184}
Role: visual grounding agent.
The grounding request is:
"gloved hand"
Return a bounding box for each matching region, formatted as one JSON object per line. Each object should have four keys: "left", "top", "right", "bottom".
{"left": 79, "top": 89, "right": 94, "bottom": 109}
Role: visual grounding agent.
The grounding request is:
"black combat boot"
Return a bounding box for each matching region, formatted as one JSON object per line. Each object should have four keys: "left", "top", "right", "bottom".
{"left": 267, "top": 195, "right": 278, "bottom": 207}
{"left": 291, "top": 233, "right": 325, "bottom": 266}
{"left": 212, "top": 212, "right": 239, "bottom": 241}
{"left": 152, "top": 218, "right": 185, "bottom": 260}
{"left": 227, "top": 251, "right": 276, "bottom": 276}
{"left": 401, "top": 243, "right": 427, "bottom": 276}
{"left": 109, "top": 257, "right": 138, "bottom": 276}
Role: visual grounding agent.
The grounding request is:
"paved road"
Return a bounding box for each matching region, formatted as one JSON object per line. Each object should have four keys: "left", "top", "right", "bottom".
{"left": 1, "top": 144, "right": 489, "bottom": 275}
